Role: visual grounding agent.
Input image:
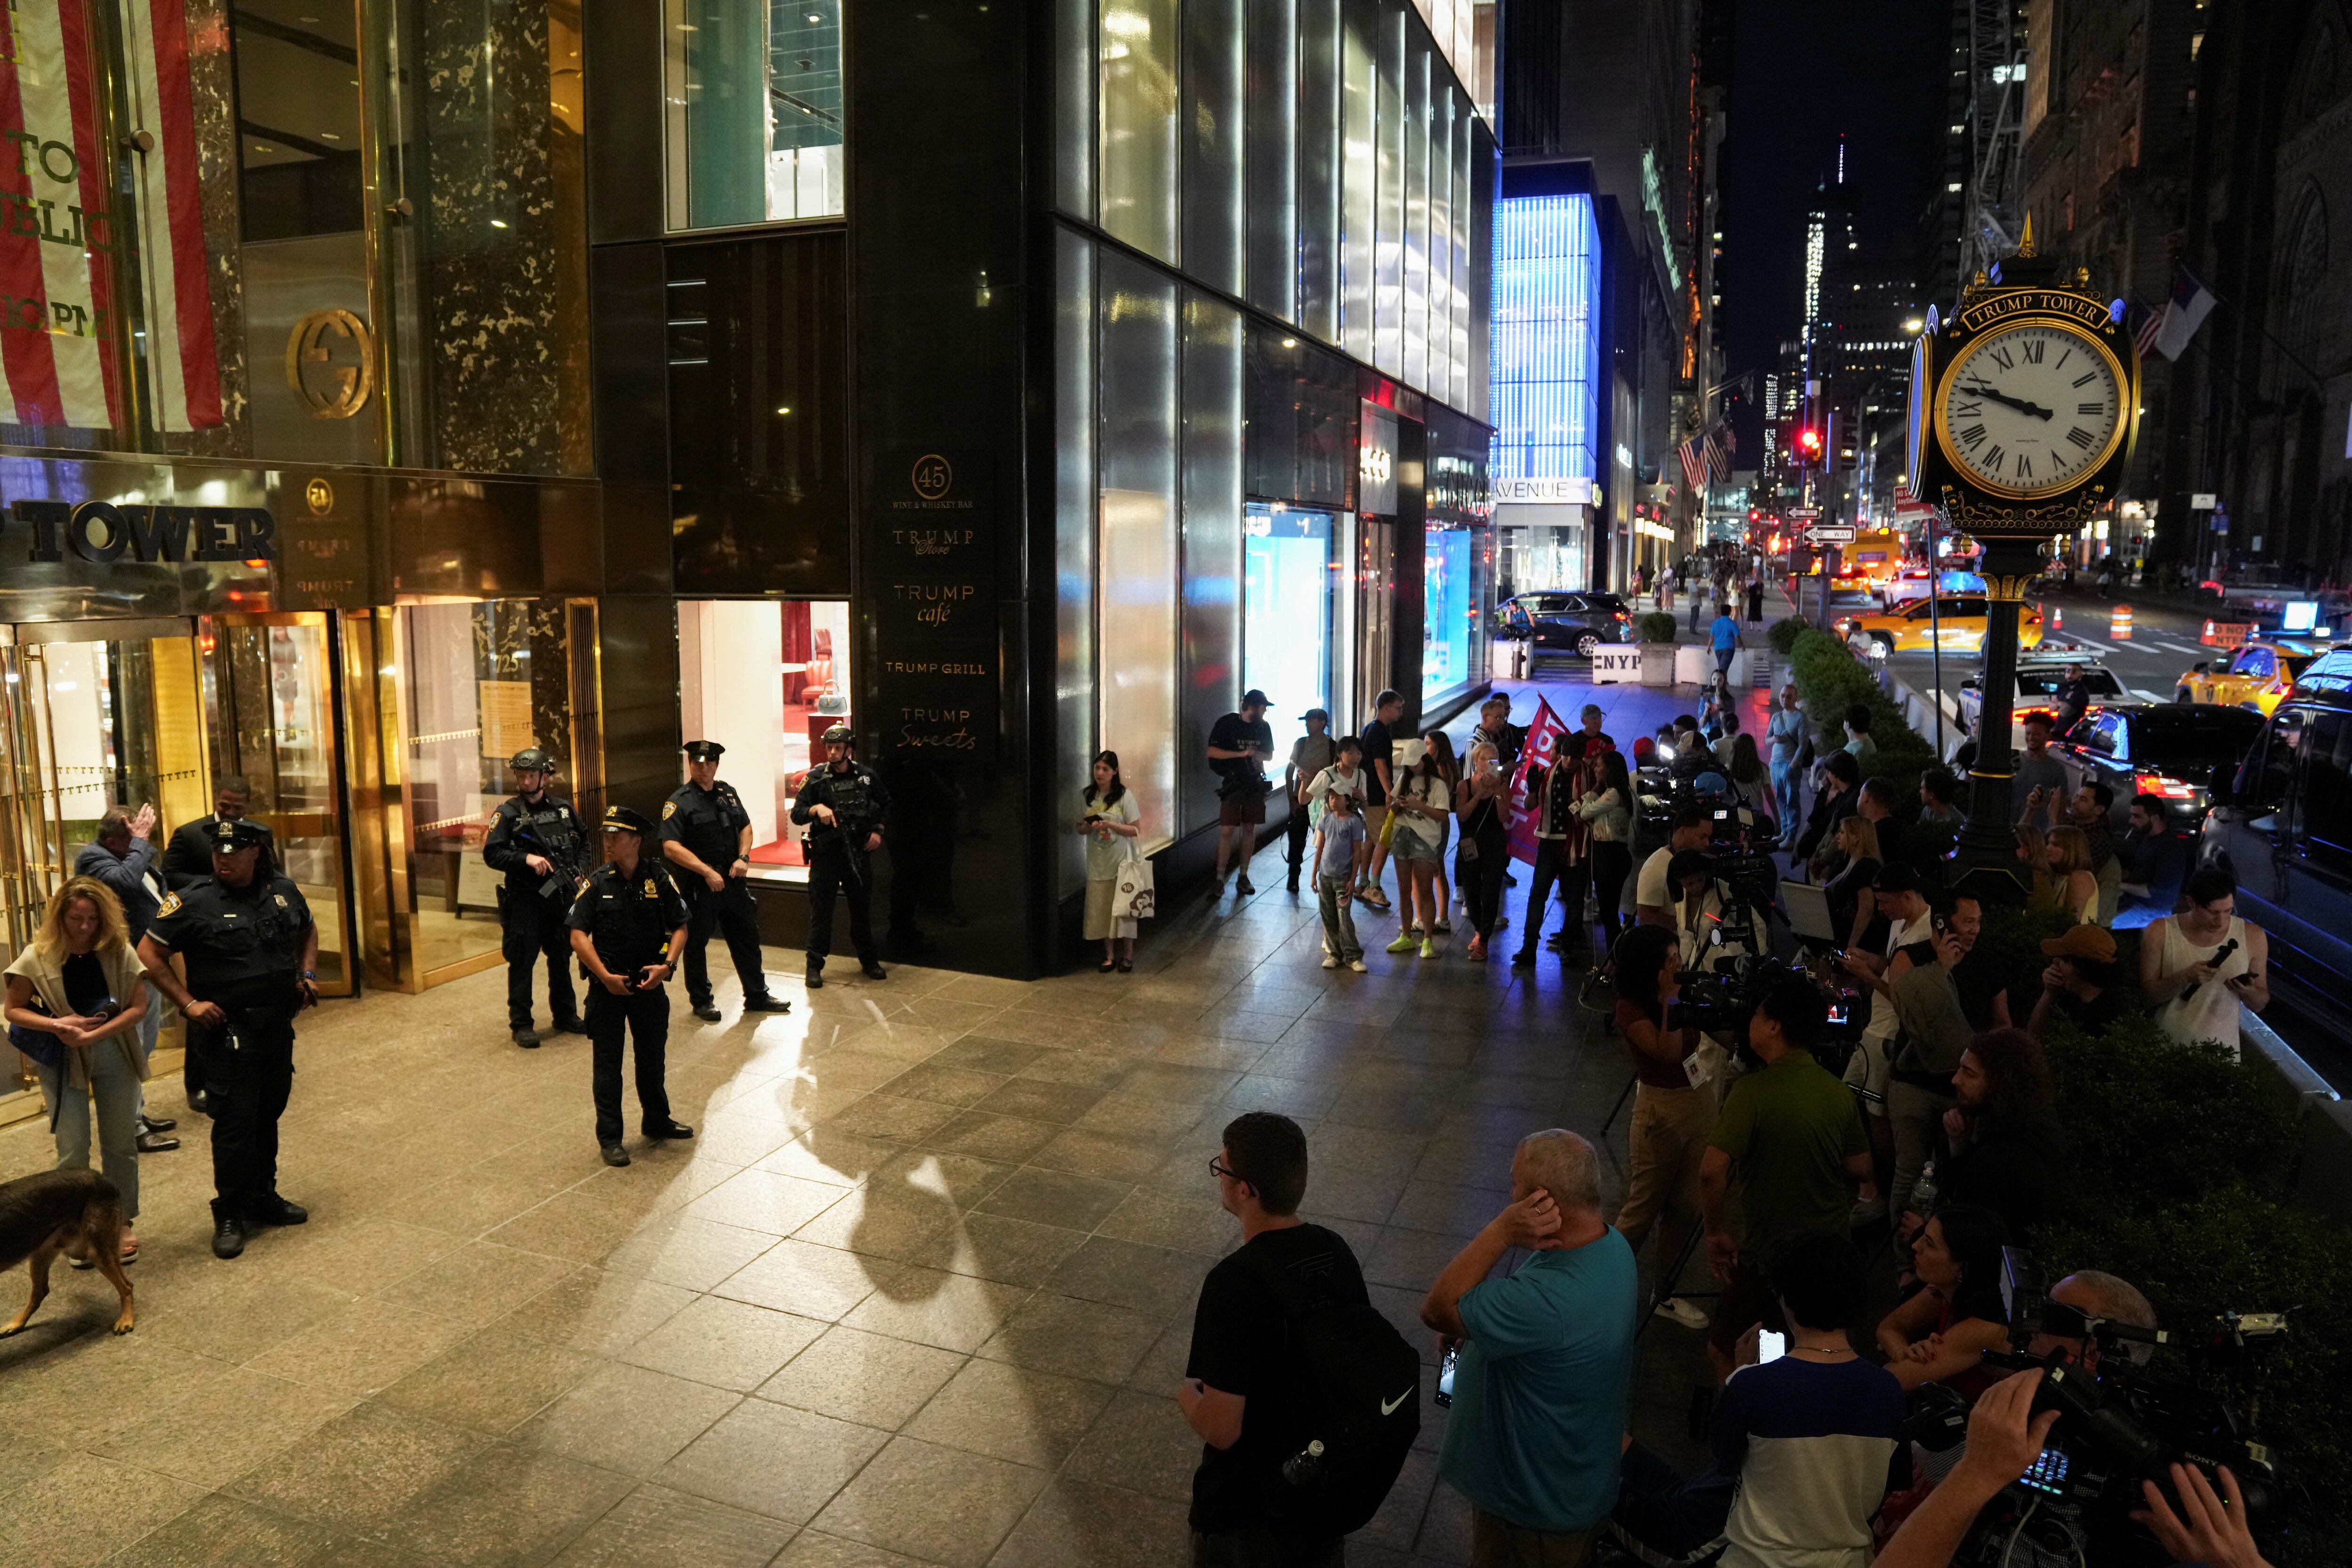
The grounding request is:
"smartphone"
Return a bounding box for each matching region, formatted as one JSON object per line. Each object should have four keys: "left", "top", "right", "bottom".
{"left": 1435, "top": 1346, "right": 1458, "bottom": 1407}
{"left": 1757, "top": 1330, "right": 1787, "bottom": 1364}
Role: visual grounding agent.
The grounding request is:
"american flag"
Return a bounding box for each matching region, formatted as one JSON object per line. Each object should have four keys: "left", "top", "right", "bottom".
{"left": 1678, "top": 433, "right": 1709, "bottom": 496}
{"left": 0, "top": 0, "right": 222, "bottom": 431}
{"left": 2128, "top": 299, "right": 2164, "bottom": 359}
{"left": 1703, "top": 425, "right": 1730, "bottom": 483}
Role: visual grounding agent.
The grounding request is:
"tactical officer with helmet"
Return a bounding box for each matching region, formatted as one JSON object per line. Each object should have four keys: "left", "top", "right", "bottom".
{"left": 790, "top": 723, "right": 891, "bottom": 988}
{"left": 135, "top": 818, "right": 319, "bottom": 1260}
{"left": 567, "top": 806, "right": 695, "bottom": 1167}
{"left": 483, "top": 748, "right": 590, "bottom": 1048}
{"left": 659, "top": 740, "right": 792, "bottom": 1021}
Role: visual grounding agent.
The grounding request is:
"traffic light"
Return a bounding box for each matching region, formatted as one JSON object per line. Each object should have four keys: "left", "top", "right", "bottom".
{"left": 1793, "top": 427, "right": 1823, "bottom": 461}
{"left": 1748, "top": 508, "right": 1760, "bottom": 521}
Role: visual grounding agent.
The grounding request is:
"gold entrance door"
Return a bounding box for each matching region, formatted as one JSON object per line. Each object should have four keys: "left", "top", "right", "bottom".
{"left": 201, "top": 615, "right": 356, "bottom": 997}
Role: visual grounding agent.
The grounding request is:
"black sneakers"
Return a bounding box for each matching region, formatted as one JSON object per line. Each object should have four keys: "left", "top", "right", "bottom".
{"left": 247, "top": 1196, "right": 308, "bottom": 1227}
{"left": 513, "top": 1027, "right": 541, "bottom": 1048}
{"left": 644, "top": 1120, "right": 695, "bottom": 1140}
{"left": 601, "top": 1143, "right": 631, "bottom": 1167}
{"left": 805, "top": 961, "right": 825, "bottom": 990}
{"left": 744, "top": 994, "right": 794, "bottom": 1013}
{"left": 210, "top": 1216, "right": 245, "bottom": 1259}
{"left": 859, "top": 961, "right": 888, "bottom": 981}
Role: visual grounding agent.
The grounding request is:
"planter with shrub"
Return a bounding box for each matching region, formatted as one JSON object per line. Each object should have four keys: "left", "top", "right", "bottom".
{"left": 1637, "top": 611, "right": 1678, "bottom": 686}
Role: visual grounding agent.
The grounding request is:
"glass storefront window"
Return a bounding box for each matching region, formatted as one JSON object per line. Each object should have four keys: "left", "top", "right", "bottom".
{"left": 392, "top": 601, "right": 581, "bottom": 979}
{"left": 1244, "top": 506, "right": 1336, "bottom": 720}
{"left": 1422, "top": 523, "right": 1472, "bottom": 702}
{"left": 1097, "top": 253, "right": 1179, "bottom": 851}
{"left": 663, "top": 0, "right": 845, "bottom": 229}
{"left": 676, "top": 598, "right": 853, "bottom": 885}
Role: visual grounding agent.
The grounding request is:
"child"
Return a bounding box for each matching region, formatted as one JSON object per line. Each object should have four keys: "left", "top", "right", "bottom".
{"left": 1305, "top": 736, "right": 1372, "bottom": 886}
{"left": 1314, "top": 790, "right": 1368, "bottom": 971}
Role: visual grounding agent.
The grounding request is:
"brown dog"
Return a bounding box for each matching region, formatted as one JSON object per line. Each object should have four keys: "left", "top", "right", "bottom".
{"left": 0, "top": 1168, "right": 134, "bottom": 1337}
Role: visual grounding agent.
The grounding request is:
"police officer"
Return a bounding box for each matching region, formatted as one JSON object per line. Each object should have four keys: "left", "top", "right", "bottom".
{"left": 135, "top": 819, "right": 318, "bottom": 1260}
{"left": 791, "top": 723, "right": 891, "bottom": 989}
{"left": 161, "top": 776, "right": 276, "bottom": 891}
{"left": 659, "top": 741, "right": 792, "bottom": 1022}
{"left": 567, "top": 807, "right": 694, "bottom": 1167}
{"left": 483, "top": 748, "right": 589, "bottom": 1048}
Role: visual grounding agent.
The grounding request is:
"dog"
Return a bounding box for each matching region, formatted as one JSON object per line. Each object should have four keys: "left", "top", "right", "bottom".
{"left": 0, "top": 1168, "right": 134, "bottom": 1337}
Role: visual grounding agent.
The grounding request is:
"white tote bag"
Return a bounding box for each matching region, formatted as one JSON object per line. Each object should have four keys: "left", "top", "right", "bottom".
{"left": 1113, "top": 849, "right": 1155, "bottom": 921}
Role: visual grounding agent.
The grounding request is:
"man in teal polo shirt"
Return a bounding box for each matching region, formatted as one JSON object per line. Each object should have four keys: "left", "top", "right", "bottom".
{"left": 1422, "top": 1128, "right": 1637, "bottom": 1565}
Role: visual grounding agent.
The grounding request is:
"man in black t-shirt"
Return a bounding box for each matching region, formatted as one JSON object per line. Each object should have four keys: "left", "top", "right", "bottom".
{"left": 1209, "top": 689, "right": 1277, "bottom": 897}
{"left": 1182, "top": 1112, "right": 1366, "bottom": 1567}
{"left": 1356, "top": 689, "right": 1405, "bottom": 911}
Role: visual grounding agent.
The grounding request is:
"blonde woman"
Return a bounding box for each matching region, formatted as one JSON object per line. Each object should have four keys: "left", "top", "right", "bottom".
{"left": 2014, "top": 823, "right": 2052, "bottom": 910}
{"left": 5, "top": 877, "right": 151, "bottom": 1262}
{"left": 2043, "top": 826, "right": 2101, "bottom": 925}
{"left": 1822, "top": 814, "right": 1884, "bottom": 950}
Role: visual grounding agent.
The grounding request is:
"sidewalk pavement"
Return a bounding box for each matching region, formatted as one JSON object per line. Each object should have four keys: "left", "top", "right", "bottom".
{"left": 0, "top": 771, "right": 1717, "bottom": 1568}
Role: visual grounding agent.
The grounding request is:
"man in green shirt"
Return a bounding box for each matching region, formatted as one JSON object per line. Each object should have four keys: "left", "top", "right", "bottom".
{"left": 1699, "top": 976, "right": 1875, "bottom": 1383}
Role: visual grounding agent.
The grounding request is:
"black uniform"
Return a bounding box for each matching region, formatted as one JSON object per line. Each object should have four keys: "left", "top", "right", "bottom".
{"left": 566, "top": 858, "right": 690, "bottom": 1144}
{"left": 161, "top": 815, "right": 276, "bottom": 891}
{"left": 791, "top": 760, "right": 891, "bottom": 968}
{"left": 144, "top": 873, "right": 313, "bottom": 1224}
{"left": 657, "top": 780, "right": 772, "bottom": 1008}
{"left": 483, "top": 792, "right": 589, "bottom": 1031}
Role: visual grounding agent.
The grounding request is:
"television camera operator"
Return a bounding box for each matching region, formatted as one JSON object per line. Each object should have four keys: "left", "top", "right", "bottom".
{"left": 1666, "top": 848, "right": 1769, "bottom": 978}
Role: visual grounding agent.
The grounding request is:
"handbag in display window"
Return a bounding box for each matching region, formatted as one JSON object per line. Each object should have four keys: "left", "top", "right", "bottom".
{"left": 1114, "top": 851, "right": 1155, "bottom": 921}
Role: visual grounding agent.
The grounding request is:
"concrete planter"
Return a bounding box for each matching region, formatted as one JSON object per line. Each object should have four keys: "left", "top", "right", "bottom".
{"left": 1639, "top": 644, "right": 1676, "bottom": 685}
{"left": 1674, "top": 645, "right": 1713, "bottom": 686}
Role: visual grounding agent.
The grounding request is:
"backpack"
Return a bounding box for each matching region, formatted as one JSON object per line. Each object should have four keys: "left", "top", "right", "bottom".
{"left": 1235, "top": 1238, "right": 1422, "bottom": 1538}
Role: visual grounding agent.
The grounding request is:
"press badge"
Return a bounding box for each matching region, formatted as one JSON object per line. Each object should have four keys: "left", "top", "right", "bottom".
{"left": 1683, "top": 1053, "right": 1712, "bottom": 1089}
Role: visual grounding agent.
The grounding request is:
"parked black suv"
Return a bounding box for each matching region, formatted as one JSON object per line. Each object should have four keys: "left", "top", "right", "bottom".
{"left": 2198, "top": 648, "right": 2352, "bottom": 1005}
{"left": 1495, "top": 592, "right": 1634, "bottom": 659}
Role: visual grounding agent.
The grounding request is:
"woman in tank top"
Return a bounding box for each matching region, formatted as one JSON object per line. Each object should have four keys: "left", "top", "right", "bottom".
{"left": 2139, "top": 867, "right": 2267, "bottom": 1059}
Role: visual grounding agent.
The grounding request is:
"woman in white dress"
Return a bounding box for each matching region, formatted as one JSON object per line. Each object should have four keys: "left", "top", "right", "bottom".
{"left": 1079, "top": 752, "right": 1143, "bottom": 972}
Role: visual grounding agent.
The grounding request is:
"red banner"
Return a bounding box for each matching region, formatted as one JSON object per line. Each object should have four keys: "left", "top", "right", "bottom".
{"left": 1506, "top": 697, "right": 1567, "bottom": 866}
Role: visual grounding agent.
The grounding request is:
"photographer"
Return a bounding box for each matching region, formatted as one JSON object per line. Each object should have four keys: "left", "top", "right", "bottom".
{"left": 1609, "top": 925, "right": 1716, "bottom": 1333}
{"left": 1699, "top": 976, "right": 1875, "bottom": 1382}
{"left": 1668, "top": 849, "right": 1766, "bottom": 976}
{"left": 1635, "top": 805, "right": 1715, "bottom": 930}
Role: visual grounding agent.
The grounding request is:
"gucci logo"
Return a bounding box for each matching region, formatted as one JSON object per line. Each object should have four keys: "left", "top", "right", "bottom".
{"left": 1360, "top": 445, "right": 1392, "bottom": 483}
{"left": 286, "top": 309, "right": 376, "bottom": 420}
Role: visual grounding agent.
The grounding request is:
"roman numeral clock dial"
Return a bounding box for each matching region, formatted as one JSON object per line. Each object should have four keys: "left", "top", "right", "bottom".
{"left": 1935, "top": 322, "right": 2124, "bottom": 498}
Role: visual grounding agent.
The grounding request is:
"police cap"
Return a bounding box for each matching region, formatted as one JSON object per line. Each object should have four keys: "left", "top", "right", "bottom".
{"left": 819, "top": 724, "right": 855, "bottom": 747}
{"left": 601, "top": 805, "right": 655, "bottom": 835}
{"left": 509, "top": 748, "right": 555, "bottom": 774}
{"left": 207, "top": 817, "right": 268, "bottom": 853}
{"left": 683, "top": 740, "right": 725, "bottom": 763}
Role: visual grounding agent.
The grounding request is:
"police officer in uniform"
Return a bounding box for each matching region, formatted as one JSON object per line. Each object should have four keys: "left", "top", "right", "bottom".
{"left": 791, "top": 723, "right": 891, "bottom": 988}
{"left": 659, "top": 741, "right": 792, "bottom": 1022}
{"left": 483, "top": 748, "right": 590, "bottom": 1048}
{"left": 159, "top": 776, "right": 276, "bottom": 1115}
{"left": 135, "top": 819, "right": 318, "bottom": 1260}
{"left": 567, "top": 807, "right": 694, "bottom": 1167}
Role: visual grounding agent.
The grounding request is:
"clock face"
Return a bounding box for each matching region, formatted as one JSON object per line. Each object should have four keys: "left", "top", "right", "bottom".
{"left": 1937, "top": 322, "right": 2125, "bottom": 497}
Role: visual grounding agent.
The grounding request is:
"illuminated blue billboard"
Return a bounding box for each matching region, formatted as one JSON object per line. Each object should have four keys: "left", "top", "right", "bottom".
{"left": 1490, "top": 193, "right": 1599, "bottom": 483}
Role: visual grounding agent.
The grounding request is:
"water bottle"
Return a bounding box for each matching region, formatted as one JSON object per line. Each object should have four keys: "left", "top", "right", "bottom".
{"left": 1911, "top": 1159, "right": 1939, "bottom": 1220}
{"left": 1281, "top": 1439, "right": 1326, "bottom": 1490}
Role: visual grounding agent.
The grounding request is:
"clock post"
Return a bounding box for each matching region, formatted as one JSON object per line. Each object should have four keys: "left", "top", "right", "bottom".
{"left": 1907, "top": 226, "right": 2142, "bottom": 898}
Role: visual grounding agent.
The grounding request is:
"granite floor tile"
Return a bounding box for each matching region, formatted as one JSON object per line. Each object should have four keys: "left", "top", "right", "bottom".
{"left": 376, "top": 1324, "right": 597, "bottom": 1434}
{"left": 1011, "top": 1047, "right": 1135, "bottom": 1090}
{"left": 1026, "top": 1126, "right": 1178, "bottom": 1183}
{"left": 925, "top": 1035, "right": 1051, "bottom": 1074}
{"left": 1042, "top": 1235, "right": 1216, "bottom": 1319}
{"left": 226, "top": 1402, "right": 490, "bottom": 1536}
{"left": 874, "top": 1061, "right": 1009, "bottom": 1108}
{"left": 545, "top": 1483, "right": 797, "bottom": 1568}
{"left": 977, "top": 1291, "right": 1162, "bottom": 1384}
{"left": 711, "top": 1236, "right": 898, "bottom": 1321}
{"left": 244, "top": 1297, "right": 477, "bottom": 1399}
{"left": 653, "top": 1399, "right": 890, "bottom": 1521}
{"left": 808, "top": 1434, "right": 1049, "bottom": 1568}
{"left": 0, "top": 1451, "right": 206, "bottom": 1568}
{"left": 1096, "top": 1188, "right": 1239, "bottom": 1256}
{"left": 988, "top": 1475, "right": 1192, "bottom": 1568}
{"left": 818, "top": 1093, "right": 967, "bottom": 1145}
{"left": 840, "top": 1267, "right": 1029, "bottom": 1354}
{"left": 682, "top": 1167, "right": 854, "bottom": 1237}
{"left": 497, "top": 1268, "right": 700, "bottom": 1357}
{"left": 372, "top": 1241, "right": 580, "bottom": 1327}
{"left": 392, "top": 1441, "right": 636, "bottom": 1568}
{"left": 518, "top": 1361, "right": 743, "bottom": 1476}
{"left": 902, "top": 1357, "right": 1113, "bottom": 1467}
{"left": 966, "top": 1077, "right": 1106, "bottom": 1124}
{"left": 90, "top": 1366, "right": 357, "bottom": 1489}
{"left": 770, "top": 1532, "right": 932, "bottom": 1568}
{"left": 621, "top": 1292, "right": 828, "bottom": 1391}
{"left": 950, "top": 1212, "right": 1092, "bottom": 1287}
{"left": 601, "top": 1214, "right": 780, "bottom": 1292}
{"left": 971, "top": 1166, "right": 1132, "bottom": 1230}
{"left": 754, "top": 1323, "right": 966, "bottom": 1429}
{"left": 97, "top": 1493, "right": 344, "bottom": 1568}
{"left": 134, "top": 1273, "right": 359, "bottom": 1367}
{"left": 1060, "top": 1390, "right": 1200, "bottom": 1504}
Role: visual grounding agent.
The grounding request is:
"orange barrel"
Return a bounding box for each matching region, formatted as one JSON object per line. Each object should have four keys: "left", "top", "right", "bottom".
{"left": 2111, "top": 604, "right": 2133, "bottom": 641}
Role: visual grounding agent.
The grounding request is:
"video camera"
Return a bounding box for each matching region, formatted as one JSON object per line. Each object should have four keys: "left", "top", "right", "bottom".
{"left": 1667, "top": 949, "right": 1865, "bottom": 1073}
{"left": 1939, "top": 1247, "right": 2287, "bottom": 1566}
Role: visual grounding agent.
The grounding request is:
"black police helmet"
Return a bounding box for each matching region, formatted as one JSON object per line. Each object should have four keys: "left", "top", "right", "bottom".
{"left": 509, "top": 748, "right": 555, "bottom": 774}
{"left": 820, "top": 724, "right": 855, "bottom": 747}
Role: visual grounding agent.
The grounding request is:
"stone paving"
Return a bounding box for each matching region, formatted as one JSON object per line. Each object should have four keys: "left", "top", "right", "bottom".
{"left": 0, "top": 675, "right": 1756, "bottom": 1568}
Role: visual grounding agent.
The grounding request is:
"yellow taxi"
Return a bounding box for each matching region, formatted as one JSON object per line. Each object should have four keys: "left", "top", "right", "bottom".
{"left": 1836, "top": 594, "right": 2047, "bottom": 658}
{"left": 2174, "top": 637, "right": 2333, "bottom": 714}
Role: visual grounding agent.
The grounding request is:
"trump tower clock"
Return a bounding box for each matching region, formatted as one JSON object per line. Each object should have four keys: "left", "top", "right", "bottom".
{"left": 1909, "top": 223, "right": 2142, "bottom": 538}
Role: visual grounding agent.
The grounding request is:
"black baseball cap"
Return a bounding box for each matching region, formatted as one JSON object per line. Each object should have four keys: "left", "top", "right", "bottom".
{"left": 1241, "top": 689, "right": 1270, "bottom": 708}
